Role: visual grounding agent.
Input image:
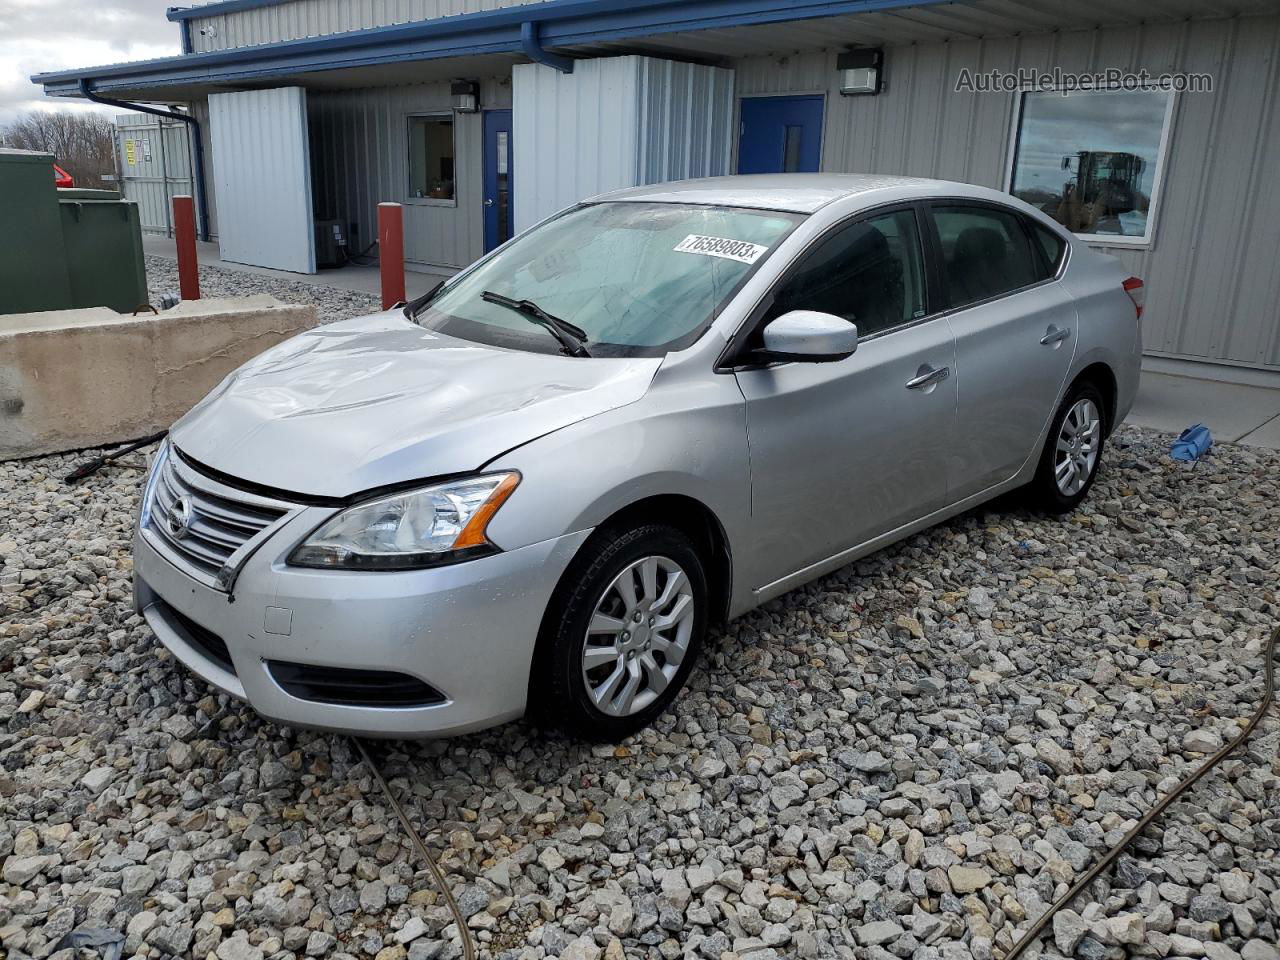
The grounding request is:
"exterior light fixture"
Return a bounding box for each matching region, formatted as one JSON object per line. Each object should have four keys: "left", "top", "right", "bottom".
{"left": 837, "top": 48, "right": 884, "bottom": 96}
{"left": 451, "top": 80, "right": 480, "bottom": 113}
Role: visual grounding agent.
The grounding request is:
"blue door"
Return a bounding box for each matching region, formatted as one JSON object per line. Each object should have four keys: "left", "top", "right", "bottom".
{"left": 737, "top": 96, "right": 824, "bottom": 174}
{"left": 483, "top": 110, "right": 513, "bottom": 252}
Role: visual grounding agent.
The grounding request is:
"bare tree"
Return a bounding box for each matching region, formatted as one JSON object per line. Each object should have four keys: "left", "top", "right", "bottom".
{"left": 1, "top": 110, "right": 117, "bottom": 189}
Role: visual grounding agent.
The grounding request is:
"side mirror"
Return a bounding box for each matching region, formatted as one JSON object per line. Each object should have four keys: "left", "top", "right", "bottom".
{"left": 755, "top": 310, "right": 858, "bottom": 364}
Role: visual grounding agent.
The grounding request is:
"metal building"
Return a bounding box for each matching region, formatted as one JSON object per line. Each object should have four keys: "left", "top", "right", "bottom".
{"left": 114, "top": 115, "right": 194, "bottom": 237}
{"left": 31, "top": 0, "right": 1280, "bottom": 376}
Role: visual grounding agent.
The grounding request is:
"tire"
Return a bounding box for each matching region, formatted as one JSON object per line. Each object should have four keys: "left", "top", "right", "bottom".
{"left": 1027, "top": 380, "right": 1108, "bottom": 514}
{"left": 532, "top": 524, "right": 708, "bottom": 741}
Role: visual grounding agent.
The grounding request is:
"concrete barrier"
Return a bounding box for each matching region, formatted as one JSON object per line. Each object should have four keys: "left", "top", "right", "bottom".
{"left": 1, "top": 296, "right": 318, "bottom": 461}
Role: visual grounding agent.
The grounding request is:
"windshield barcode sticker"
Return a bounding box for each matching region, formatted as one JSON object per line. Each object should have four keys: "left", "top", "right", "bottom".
{"left": 673, "top": 234, "right": 769, "bottom": 264}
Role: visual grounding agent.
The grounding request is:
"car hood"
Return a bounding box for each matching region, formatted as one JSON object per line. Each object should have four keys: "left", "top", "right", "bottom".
{"left": 170, "top": 311, "right": 661, "bottom": 498}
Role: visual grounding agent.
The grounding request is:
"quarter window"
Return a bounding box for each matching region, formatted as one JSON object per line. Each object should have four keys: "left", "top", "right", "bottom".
{"left": 767, "top": 209, "right": 926, "bottom": 339}
{"left": 1030, "top": 221, "right": 1067, "bottom": 276}
{"left": 1008, "top": 88, "right": 1173, "bottom": 244}
{"left": 408, "top": 115, "right": 456, "bottom": 202}
{"left": 932, "top": 204, "right": 1040, "bottom": 309}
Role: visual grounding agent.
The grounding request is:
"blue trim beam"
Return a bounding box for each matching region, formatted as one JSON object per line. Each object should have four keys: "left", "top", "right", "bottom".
{"left": 35, "top": 0, "right": 954, "bottom": 95}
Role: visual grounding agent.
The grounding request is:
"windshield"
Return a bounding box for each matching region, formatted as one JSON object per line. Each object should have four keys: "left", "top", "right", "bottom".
{"left": 415, "top": 201, "right": 802, "bottom": 357}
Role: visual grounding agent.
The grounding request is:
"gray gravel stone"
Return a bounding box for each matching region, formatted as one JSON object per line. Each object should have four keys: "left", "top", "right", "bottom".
{"left": 3, "top": 331, "right": 1279, "bottom": 960}
{"left": 1053, "top": 909, "right": 1087, "bottom": 953}
{"left": 857, "top": 920, "right": 904, "bottom": 946}
{"left": 1241, "top": 943, "right": 1280, "bottom": 960}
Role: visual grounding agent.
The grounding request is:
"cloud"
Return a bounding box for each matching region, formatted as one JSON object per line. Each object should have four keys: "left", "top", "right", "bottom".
{"left": 0, "top": 0, "right": 181, "bottom": 126}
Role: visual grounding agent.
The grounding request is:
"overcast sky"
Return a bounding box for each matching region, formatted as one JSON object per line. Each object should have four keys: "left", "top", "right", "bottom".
{"left": 0, "top": 0, "right": 181, "bottom": 127}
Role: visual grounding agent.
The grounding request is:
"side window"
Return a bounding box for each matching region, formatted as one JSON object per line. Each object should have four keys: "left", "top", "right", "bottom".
{"left": 1030, "top": 221, "right": 1067, "bottom": 276}
{"left": 407, "top": 114, "right": 456, "bottom": 202}
{"left": 767, "top": 209, "right": 926, "bottom": 339}
{"left": 932, "top": 204, "right": 1040, "bottom": 309}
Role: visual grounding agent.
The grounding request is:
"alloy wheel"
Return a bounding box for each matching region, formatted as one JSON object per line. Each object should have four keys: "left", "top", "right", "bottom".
{"left": 581, "top": 555, "right": 695, "bottom": 717}
{"left": 1054, "top": 397, "right": 1101, "bottom": 496}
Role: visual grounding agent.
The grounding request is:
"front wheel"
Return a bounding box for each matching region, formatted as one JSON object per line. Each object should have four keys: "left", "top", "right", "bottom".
{"left": 1027, "top": 381, "right": 1107, "bottom": 514}
{"left": 532, "top": 524, "right": 708, "bottom": 741}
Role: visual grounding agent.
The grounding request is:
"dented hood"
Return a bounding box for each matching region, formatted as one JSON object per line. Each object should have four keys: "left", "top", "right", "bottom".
{"left": 170, "top": 311, "right": 661, "bottom": 497}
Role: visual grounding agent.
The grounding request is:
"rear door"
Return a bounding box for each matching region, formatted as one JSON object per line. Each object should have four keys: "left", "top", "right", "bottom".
{"left": 733, "top": 205, "right": 956, "bottom": 592}
{"left": 737, "top": 96, "right": 824, "bottom": 174}
{"left": 925, "top": 202, "right": 1077, "bottom": 498}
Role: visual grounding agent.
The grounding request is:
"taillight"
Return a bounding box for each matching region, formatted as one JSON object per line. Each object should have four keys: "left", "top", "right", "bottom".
{"left": 1122, "top": 276, "right": 1144, "bottom": 320}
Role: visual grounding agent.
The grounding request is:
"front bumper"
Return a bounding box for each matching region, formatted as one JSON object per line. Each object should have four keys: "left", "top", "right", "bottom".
{"left": 133, "top": 523, "right": 589, "bottom": 737}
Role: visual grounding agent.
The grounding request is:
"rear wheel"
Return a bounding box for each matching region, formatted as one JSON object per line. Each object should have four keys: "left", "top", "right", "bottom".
{"left": 532, "top": 524, "right": 708, "bottom": 741}
{"left": 1027, "top": 381, "right": 1107, "bottom": 514}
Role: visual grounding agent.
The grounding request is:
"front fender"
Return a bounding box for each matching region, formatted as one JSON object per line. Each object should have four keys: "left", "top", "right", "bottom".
{"left": 481, "top": 373, "right": 752, "bottom": 603}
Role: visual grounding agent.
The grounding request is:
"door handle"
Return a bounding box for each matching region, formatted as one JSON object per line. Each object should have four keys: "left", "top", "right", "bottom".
{"left": 484, "top": 198, "right": 495, "bottom": 207}
{"left": 1040, "top": 325, "right": 1071, "bottom": 346}
{"left": 906, "top": 364, "right": 950, "bottom": 390}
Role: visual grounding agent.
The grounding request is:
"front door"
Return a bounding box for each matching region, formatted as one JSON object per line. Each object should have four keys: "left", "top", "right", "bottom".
{"left": 737, "top": 95, "right": 824, "bottom": 174}
{"left": 734, "top": 206, "right": 956, "bottom": 594}
{"left": 483, "top": 109, "right": 514, "bottom": 252}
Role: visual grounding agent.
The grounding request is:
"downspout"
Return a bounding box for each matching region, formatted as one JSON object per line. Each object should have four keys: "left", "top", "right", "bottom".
{"left": 178, "top": 18, "right": 193, "bottom": 55}
{"left": 520, "top": 21, "right": 574, "bottom": 73}
{"left": 78, "top": 78, "right": 210, "bottom": 242}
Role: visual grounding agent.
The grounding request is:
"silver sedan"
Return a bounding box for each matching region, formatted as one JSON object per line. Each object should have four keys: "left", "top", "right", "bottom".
{"left": 133, "top": 175, "right": 1143, "bottom": 740}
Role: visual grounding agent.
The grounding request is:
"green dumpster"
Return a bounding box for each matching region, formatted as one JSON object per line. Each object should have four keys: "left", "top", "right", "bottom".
{"left": 58, "top": 188, "right": 148, "bottom": 313}
{"left": 0, "top": 149, "right": 72, "bottom": 314}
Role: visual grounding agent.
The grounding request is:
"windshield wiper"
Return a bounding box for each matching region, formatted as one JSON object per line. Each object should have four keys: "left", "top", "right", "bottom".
{"left": 480, "top": 291, "right": 591, "bottom": 358}
{"left": 402, "top": 280, "right": 444, "bottom": 322}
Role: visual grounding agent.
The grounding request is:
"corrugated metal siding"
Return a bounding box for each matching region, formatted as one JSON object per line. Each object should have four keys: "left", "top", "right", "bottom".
{"left": 513, "top": 57, "right": 734, "bottom": 230}
{"left": 208, "top": 87, "right": 316, "bottom": 272}
{"left": 733, "top": 14, "right": 1280, "bottom": 369}
{"left": 308, "top": 76, "right": 512, "bottom": 270}
{"left": 115, "top": 115, "right": 193, "bottom": 236}
{"left": 188, "top": 0, "right": 551, "bottom": 52}
{"left": 512, "top": 59, "right": 642, "bottom": 230}
{"left": 635, "top": 58, "right": 736, "bottom": 185}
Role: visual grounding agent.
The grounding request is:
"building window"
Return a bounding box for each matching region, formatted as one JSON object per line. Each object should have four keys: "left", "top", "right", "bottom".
{"left": 408, "top": 114, "right": 455, "bottom": 203}
{"left": 1008, "top": 88, "right": 1174, "bottom": 245}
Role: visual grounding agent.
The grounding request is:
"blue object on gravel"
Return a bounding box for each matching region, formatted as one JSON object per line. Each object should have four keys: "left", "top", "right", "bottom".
{"left": 1170, "top": 423, "right": 1212, "bottom": 462}
{"left": 54, "top": 929, "right": 124, "bottom": 960}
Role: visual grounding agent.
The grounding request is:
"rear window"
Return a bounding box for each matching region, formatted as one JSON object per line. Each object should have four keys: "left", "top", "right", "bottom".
{"left": 932, "top": 204, "right": 1040, "bottom": 309}
{"left": 1030, "top": 221, "right": 1067, "bottom": 275}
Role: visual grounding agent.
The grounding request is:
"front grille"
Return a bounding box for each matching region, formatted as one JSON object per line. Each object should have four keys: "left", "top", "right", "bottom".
{"left": 166, "top": 603, "right": 236, "bottom": 675}
{"left": 266, "top": 661, "right": 446, "bottom": 708}
{"left": 146, "top": 450, "right": 289, "bottom": 586}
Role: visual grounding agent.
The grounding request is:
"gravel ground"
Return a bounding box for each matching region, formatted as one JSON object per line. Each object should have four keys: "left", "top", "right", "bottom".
{"left": 2, "top": 268, "right": 1278, "bottom": 960}
{"left": 144, "top": 255, "right": 381, "bottom": 324}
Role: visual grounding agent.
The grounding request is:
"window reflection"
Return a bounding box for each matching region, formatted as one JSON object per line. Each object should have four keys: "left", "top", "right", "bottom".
{"left": 1010, "top": 89, "right": 1171, "bottom": 241}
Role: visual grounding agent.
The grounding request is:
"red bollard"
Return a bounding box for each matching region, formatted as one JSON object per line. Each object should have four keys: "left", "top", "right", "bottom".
{"left": 378, "top": 202, "right": 406, "bottom": 310}
{"left": 173, "top": 195, "right": 200, "bottom": 301}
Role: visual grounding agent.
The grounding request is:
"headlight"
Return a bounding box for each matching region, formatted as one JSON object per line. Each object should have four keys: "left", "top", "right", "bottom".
{"left": 139, "top": 438, "right": 171, "bottom": 529}
{"left": 287, "top": 472, "right": 520, "bottom": 570}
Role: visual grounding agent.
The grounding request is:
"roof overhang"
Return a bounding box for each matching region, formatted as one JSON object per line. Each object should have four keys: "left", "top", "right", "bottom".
{"left": 34, "top": 0, "right": 1280, "bottom": 104}
{"left": 34, "top": 0, "right": 957, "bottom": 102}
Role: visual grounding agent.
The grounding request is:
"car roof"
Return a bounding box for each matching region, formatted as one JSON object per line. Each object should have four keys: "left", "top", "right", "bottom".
{"left": 594, "top": 174, "right": 976, "bottom": 214}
